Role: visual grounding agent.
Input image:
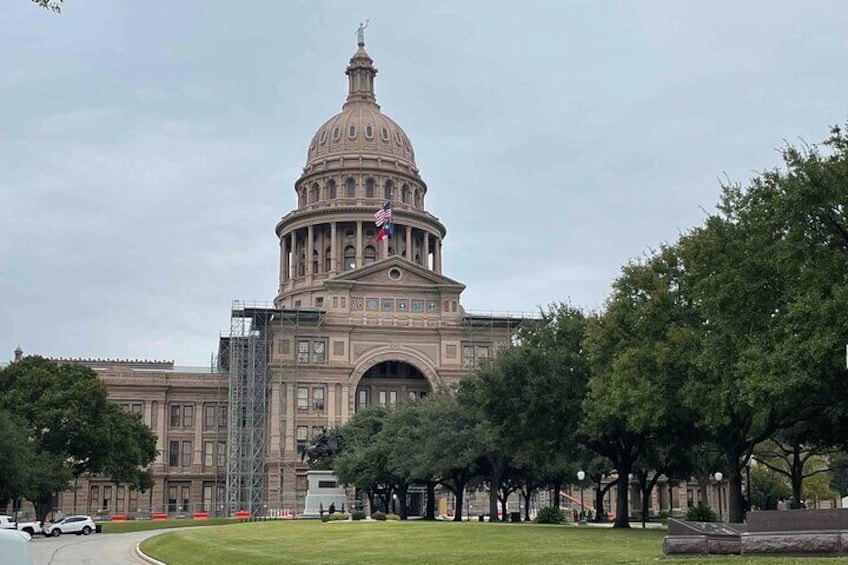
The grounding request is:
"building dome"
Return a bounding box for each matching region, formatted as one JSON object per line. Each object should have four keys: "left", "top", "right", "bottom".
{"left": 304, "top": 43, "right": 416, "bottom": 170}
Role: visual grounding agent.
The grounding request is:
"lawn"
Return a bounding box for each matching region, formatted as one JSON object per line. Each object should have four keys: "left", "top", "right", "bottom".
{"left": 139, "top": 521, "right": 848, "bottom": 565}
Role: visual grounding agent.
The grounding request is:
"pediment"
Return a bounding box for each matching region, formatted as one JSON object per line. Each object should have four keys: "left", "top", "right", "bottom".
{"left": 325, "top": 257, "right": 465, "bottom": 292}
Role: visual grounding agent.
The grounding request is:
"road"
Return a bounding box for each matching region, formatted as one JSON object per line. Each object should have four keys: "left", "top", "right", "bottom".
{"left": 29, "top": 530, "right": 163, "bottom": 565}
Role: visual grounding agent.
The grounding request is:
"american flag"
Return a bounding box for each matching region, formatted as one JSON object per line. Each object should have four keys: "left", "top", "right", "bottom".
{"left": 374, "top": 200, "right": 392, "bottom": 227}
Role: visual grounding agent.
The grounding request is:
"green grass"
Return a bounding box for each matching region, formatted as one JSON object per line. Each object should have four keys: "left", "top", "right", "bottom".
{"left": 139, "top": 521, "right": 848, "bottom": 565}
{"left": 100, "top": 517, "right": 240, "bottom": 534}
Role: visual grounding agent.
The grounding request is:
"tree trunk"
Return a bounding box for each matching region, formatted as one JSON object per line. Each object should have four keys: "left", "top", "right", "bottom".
{"left": 424, "top": 481, "right": 436, "bottom": 520}
{"left": 453, "top": 481, "right": 466, "bottom": 522}
{"left": 613, "top": 474, "right": 631, "bottom": 529}
{"left": 398, "top": 483, "right": 409, "bottom": 520}
{"left": 552, "top": 479, "right": 562, "bottom": 510}
{"left": 728, "top": 470, "right": 745, "bottom": 523}
{"left": 522, "top": 487, "right": 533, "bottom": 522}
{"left": 488, "top": 457, "right": 504, "bottom": 520}
{"left": 594, "top": 480, "right": 614, "bottom": 522}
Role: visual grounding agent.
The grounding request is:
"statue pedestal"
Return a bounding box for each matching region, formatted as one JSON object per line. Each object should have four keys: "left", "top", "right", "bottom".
{"left": 302, "top": 470, "right": 348, "bottom": 517}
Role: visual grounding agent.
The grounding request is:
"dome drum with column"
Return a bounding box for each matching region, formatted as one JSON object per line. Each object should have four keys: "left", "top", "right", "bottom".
{"left": 273, "top": 37, "right": 446, "bottom": 308}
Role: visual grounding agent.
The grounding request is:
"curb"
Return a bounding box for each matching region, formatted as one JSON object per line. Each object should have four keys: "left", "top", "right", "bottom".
{"left": 132, "top": 541, "right": 167, "bottom": 565}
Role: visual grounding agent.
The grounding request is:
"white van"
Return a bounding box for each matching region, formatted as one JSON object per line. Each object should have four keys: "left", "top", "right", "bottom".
{"left": 0, "top": 529, "right": 34, "bottom": 565}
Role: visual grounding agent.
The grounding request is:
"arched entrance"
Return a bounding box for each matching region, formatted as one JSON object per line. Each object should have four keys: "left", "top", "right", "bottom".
{"left": 354, "top": 360, "right": 431, "bottom": 413}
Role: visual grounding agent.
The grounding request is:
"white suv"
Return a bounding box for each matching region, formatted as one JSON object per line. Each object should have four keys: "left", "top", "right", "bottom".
{"left": 43, "top": 516, "right": 96, "bottom": 537}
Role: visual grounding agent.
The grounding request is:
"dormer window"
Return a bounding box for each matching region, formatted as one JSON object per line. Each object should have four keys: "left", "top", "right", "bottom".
{"left": 381, "top": 127, "right": 390, "bottom": 142}
{"left": 319, "top": 130, "right": 327, "bottom": 144}
{"left": 332, "top": 127, "right": 341, "bottom": 141}
{"left": 348, "top": 125, "right": 356, "bottom": 138}
{"left": 365, "top": 125, "right": 374, "bottom": 139}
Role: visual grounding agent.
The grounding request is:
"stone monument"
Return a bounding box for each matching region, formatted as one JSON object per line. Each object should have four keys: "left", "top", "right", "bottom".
{"left": 302, "top": 470, "right": 348, "bottom": 517}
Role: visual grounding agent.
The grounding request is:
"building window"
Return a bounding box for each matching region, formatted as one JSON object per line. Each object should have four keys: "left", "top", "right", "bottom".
{"left": 346, "top": 177, "right": 356, "bottom": 198}
{"left": 379, "top": 391, "right": 387, "bottom": 406}
{"left": 89, "top": 486, "right": 99, "bottom": 513}
{"left": 358, "top": 389, "right": 368, "bottom": 410}
{"left": 389, "top": 391, "right": 398, "bottom": 405}
{"left": 170, "top": 405, "right": 180, "bottom": 428}
{"left": 204, "top": 441, "right": 215, "bottom": 467}
{"left": 296, "top": 426, "right": 309, "bottom": 454}
{"left": 313, "top": 388, "right": 325, "bottom": 411}
{"left": 297, "top": 341, "right": 310, "bottom": 363}
{"left": 183, "top": 405, "right": 193, "bottom": 428}
{"left": 181, "top": 486, "right": 190, "bottom": 512}
{"left": 365, "top": 125, "right": 373, "bottom": 139}
{"left": 324, "top": 246, "right": 332, "bottom": 272}
{"left": 168, "top": 486, "right": 177, "bottom": 512}
{"left": 182, "top": 441, "right": 193, "bottom": 467}
{"left": 402, "top": 184, "right": 409, "bottom": 203}
{"left": 204, "top": 405, "right": 216, "bottom": 430}
{"left": 344, "top": 246, "right": 356, "bottom": 271}
{"left": 365, "top": 178, "right": 375, "bottom": 198}
{"left": 408, "top": 391, "right": 417, "bottom": 401}
{"left": 462, "top": 343, "right": 492, "bottom": 368}
{"left": 312, "top": 341, "right": 326, "bottom": 364}
{"left": 348, "top": 125, "right": 356, "bottom": 138}
{"left": 329, "top": 180, "right": 337, "bottom": 199}
{"left": 297, "top": 387, "right": 309, "bottom": 410}
{"left": 169, "top": 441, "right": 179, "bottom": 467}
{"left": 129, "top": 488, "right": 138, "bottom": 514}
{"left": 364, "top": 245, "right": 376, "bottom": 265}
{"left": 203, "top": 485, "right": 213, "bottom": 513}
{"left": 218, "top": 441, "right": 226, "bottom": 467}
{"left": 384, "top": 180, "right": 393, "bottom": 200}
{"left": 103, "top": 485, "right": 112, "bottom": 512}
{"left": 116, "top": 486, "right": 125, "bottom": 514}
{"left": 310, "top": 184, "right": 319, "bottom": 203}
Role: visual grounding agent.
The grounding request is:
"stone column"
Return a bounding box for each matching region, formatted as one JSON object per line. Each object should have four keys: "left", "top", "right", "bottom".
{"left": 434, "top": 237, "right": 442, "bottom": 273}
{"left": 327, "top": 383, "right": 336, "bottom": 427}
{"left": 269, "top": 380, "right": 281, "bottom": 460}
{"left": 330, "top": 222, "right": 338, "bottom": 273}
{"left": 284, "top": 383, "right": 295, "bottom": 458}
{"left": 405, "top": 225, "right": 412, "bottom": 259}
{"left": 341, "top": 384, "right": 351, "bottom": 422}
{"left": 280, "top": 234, "right": 288, "bottom": 286}
{"left": 306, "top": 225, "right": 314, "bottom": 276}
{"left": 193, "top": 402, "right": 202, "bottom": 467}
{"left": 355, "top": 221, "right": 363, "bottom": 268}
{"left": 156, "top": 399, "right": 166, "bottom": 466}
{"left": 423, "top": 231, "right": 430, "bottom": 269}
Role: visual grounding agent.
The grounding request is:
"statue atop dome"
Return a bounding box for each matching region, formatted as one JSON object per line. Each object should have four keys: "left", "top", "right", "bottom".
{"left": 357, "top": 20, "right": 369, "bottom": 46}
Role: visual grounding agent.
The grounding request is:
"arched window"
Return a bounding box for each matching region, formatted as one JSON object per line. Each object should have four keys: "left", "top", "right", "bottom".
{"left": 365, "top": 178, "right": 375, "bottom": 198}
{"left": 328, "top": 179, "right": 337, "bottom": 200}
{"left": 401, "top": 184, "right": 409, "bottom": 204}
{"left": 364, "top": 245, "right": 377, "bottom": 265}
{"left": 324, "top": 246, "right": 332, "bottom": 272}
{"left": 346, "top": 178, "right": 356, "bottom": 199}
{"left": 298, "top": 249, "right": 306, "bottom": 276}
{"left": 343, "top": 246, "right": 356, "bottom": 271}
{"left": 312, "top": 249, "right": 319, "bottom": 274}
{"left": 298, "top": 189, "right": 306, "bottom": 208}
{"left": 384, "top": 181, "right": 393, "bottom": 201}
{"left": 310, "top": 184, "right": 319, "bottom": 204}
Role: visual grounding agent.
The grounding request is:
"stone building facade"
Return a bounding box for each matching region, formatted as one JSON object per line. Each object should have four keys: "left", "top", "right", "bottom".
{"left": 49, "top": 37, "right": 518, "bottom": 517}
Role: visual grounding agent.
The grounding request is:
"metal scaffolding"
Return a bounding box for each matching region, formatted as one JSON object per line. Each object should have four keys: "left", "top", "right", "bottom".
{"left": 221, "top": 301, "right": 276, "bottom": 515}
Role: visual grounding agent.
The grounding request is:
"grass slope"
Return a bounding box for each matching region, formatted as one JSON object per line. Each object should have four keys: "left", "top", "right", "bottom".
{"left": 101, "top": 517, "right": 240, "bottom": 534}
{"left": 140, "top": 521, "right": 845, "bottom": 565}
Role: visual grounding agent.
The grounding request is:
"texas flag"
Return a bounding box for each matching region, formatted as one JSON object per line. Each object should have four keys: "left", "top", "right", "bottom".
{"left": 374, "top": 201, "right": 393, "bottom": 242}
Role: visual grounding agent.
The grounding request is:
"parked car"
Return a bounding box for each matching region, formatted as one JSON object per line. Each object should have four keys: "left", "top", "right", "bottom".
{"left": 42, "top": 515, "right": 96, "bottom": 537}
{"left": 0, "top": 515, "right": 17, "bottom": 530}
{"left": 0, "top": 515, "right": 42, "bottom": 536}
{"left": 0, "top": 529, "right": 34, "bottom": 565}
{"left": 15, "top": 520, "right": 42, "bottom": 536}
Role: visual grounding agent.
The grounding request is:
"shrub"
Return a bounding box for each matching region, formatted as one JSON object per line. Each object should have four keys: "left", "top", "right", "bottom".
{"left": 351, "top": 510, "right": 367, "bottom": 521}
{"left": 386, "top": 513, "right": 400, "bottom": 521}
{"left": 320, "top": 514, "right": 330, "bottom": 523}
{"left": 535, "top": 506, "right": 565, "bottom": 524}
{"left": 371, "top": 511, "right": 387, "bottom": 521}
{"left": 329, "top": 512, "right": 348, "bottom": 521}
{"left": 686, "top": 504, "right": 717, "bottom": 522}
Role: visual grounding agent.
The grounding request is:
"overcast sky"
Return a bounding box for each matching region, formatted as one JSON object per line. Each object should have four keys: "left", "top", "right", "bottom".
{"left": 2, "top": 1, "right": 847, "bottom": 365}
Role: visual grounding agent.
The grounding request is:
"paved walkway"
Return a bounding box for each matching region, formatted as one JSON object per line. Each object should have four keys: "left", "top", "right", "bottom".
{"left": 29, "top": 530, "right": 162, "bottom": 565}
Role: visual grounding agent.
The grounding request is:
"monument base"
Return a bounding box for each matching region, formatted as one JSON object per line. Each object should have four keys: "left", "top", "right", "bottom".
{"left": 302, "top": 470, "right": 348, "bottom": 517}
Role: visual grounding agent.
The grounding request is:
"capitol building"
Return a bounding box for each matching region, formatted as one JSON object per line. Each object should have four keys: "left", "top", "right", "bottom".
{"left": 47, "top": 35, "right": 519, "bottom": 518}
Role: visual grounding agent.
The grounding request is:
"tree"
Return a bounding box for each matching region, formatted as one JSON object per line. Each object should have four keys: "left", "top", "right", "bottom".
{"left": 0, "top": 410, "right": 33, "bottom": 508}
{"left": 582, "top": 245, "right": 701, "bottom": 528}
{"left": 679, "top": 123, "right": 848, "bottom": 522}
{"left": 749, "top": 465, "right": 791, "bottom": 510}
{"left": 32, "top": 0, "right": 62, "bottom": 13}
{"left": 0, "top": 357, "right": 158, "bottom": 519}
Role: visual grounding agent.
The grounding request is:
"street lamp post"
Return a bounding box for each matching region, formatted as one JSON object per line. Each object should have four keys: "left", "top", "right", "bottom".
{"left": 577, "top": 470, "right": 586, "bottom": 523}
{"left": 714, "top": 472, "right": 723, "bottom": 522}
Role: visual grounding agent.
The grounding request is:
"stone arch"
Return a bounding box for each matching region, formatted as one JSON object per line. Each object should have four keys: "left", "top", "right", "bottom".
{"left": 348, "top": 345, "right": 441, "bottom": 392}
